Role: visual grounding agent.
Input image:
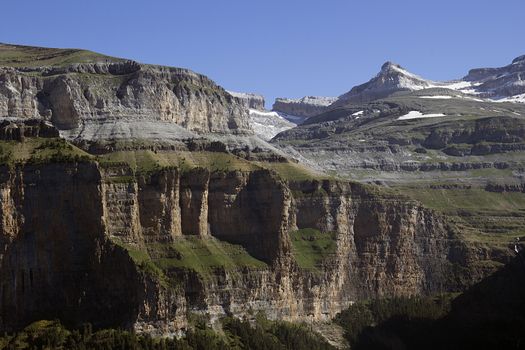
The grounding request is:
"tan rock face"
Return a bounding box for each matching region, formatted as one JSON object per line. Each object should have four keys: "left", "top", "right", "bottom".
{"left": 0, "top": 63, "right": 252, "bottom": 139}
{"left": 180, "top": 168, "right": 210, "bottom": 237}
{"left": 0, "top": 162, "right": 482, "bottom": 333}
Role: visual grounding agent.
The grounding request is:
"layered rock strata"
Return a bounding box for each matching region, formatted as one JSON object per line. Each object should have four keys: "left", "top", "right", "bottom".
{"left": 0, "top": 161, "right": 487, "bottom": 334}
{"left": 227, "top": 91, "right": 265, "bottom": 111}
{"left": 0, "top": 61, "right": 252, "bottom": 145}
{"left": 272, "top": 96, "right": 336, "bottom": 120}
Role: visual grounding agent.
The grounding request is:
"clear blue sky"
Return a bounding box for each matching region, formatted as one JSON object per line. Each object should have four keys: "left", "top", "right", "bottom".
{"left": 1, "top": 0, "right": 524, "bottom": 108}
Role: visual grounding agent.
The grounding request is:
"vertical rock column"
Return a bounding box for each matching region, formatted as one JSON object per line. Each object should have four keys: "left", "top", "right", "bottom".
{"left": 180, "top": 168, "right": 210, "bottom": 237}
{"left": 101, "top": 181, "right": 143, "bottom": 244}
{"left": 137, "top": 169, "right": 183, "bottom": 241}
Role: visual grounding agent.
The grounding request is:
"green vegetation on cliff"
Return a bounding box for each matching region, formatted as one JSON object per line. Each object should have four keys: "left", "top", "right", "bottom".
{"left": 0, "top": 138, "right": 92, "bottom": 165}
{"left": 98, "top": 150, "right": 258, "bottom": 174}
{"left": 115, "top": 236, "right": 267, "bottom": 283}
{"left": 290, "top": 228, "right": 337, "bottom": 270}
{"left": 150, "top": 236, "right": 267, "bottom": 276}
{"left": 0, "top": 43, "right": 123, "bottom": 68}
{"left": 98, "top": 149, "right": 328, "bottom": 182}
{"left": 400, "top": 186, "right": 525, "bottom": 245}
{"left": 0, "top": 135, "right": 329, "bottom": 183}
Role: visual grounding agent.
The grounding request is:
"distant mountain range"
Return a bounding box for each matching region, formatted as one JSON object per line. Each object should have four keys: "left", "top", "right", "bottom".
{"left": 239, "top": 55, "right": 525, "bottom": 140}
{"left": 333, "top": 55, "right": 525, "bottom": 106}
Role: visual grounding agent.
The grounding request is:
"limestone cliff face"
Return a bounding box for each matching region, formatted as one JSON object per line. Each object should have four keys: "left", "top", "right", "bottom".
{"left": 272, "top": 96, "right": 336, "bottom": 120}
{"left": 227, "top": 91, "right": 265, "bottom": 111}
{"left": 0, "top": 163, "right": 143, "bottom": 331}
{"left": 0, "top": 62, "right": 252, "bottom": 141}
{"left": 291, "top": 181, "right": 454, "bottom": 298}
{"left": 0, "top": 162, "right": 478, "bottom": 334}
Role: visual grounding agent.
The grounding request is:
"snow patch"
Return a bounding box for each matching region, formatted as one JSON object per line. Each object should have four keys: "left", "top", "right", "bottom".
{"left": 397, "top": 111, "right": 446, "bottom": 120}
{"left": 440, "top": 81, "right": 473, "bottom": 90}
{"left": 248, "top": 109, "right": 296, "bottom": 141}
{"left": 492, "top": 93, "right": 525, "bottom": 103}
{"left": 389, "top": 64, "right": 425, "bottom": 81}
{"left": 419, "top": 95, "right": 453, "bottom": 99}
{"left": 418, "top": 94, "right": 485, "bottom": 102}
{"left": 352, "top": 110, "right": 364, "bottom": 116}
{"left": 249, "top": 109, "right": 281, "bottom": 117}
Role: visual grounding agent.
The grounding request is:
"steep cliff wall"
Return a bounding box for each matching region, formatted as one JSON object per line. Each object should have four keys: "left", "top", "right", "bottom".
{"left": 272, "top": 96, "right": 336, "bottom": 120}
{"left": 0, "top": 61, "right": 252, "bottom": 143}
{"left": 227, "top": 91, "right": 265, "bottom": 111}
{"left": 0, "top": 161, "right": 483, "bottom": 334}
{"left": 0, "top": 163, "right": 143, "bottom": 331}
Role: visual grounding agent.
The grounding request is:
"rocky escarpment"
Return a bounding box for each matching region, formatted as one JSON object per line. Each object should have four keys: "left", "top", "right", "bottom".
{"left": 0, "top": 119, "right": 59, "bottom": 141}
{"left": 0, "top": 44, "right": 254, "bottom": 149}
{"left": 227, "top": 91, "right": 265, "bottom": 111}
{"left": 463, "top": 54, "right": 525, "bottom": 99}
{"left": 272, "top": 96, "right": 336, "bottom": 121}
{"left": 0, "top": 160, "right": 492, "bottom": 334}
{"left": 0, "top": 163, "right": 149, "bottom": 332}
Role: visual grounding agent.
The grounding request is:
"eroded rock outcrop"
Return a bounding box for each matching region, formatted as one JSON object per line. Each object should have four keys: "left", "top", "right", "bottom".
{"left": 0, "top": 61, "right": 252, "bottom": 143}
{"left": 0, "top": 119, "right": 58, "bottom": 141}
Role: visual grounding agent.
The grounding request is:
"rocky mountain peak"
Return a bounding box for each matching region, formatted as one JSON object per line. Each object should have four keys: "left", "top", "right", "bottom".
{"left": 332, "top": 61, "right": 432, "bottom": 106}
{"left": 512, "top": 54, "right": 525, "bottom": 64}
{"left": 376, "top": 61, "right": 427, "bottom": 84}
{"left": 380, "top": 61, "right": 403, "bottom": 72}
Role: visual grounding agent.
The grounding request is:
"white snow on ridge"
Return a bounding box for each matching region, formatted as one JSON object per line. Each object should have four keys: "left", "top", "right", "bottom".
{"left": 357, "top": 61, "right": 525, "bottom": 103}
{"left": 249, "top": 109, "right": 281, "bottom": 117}
{"left": 493, "top": 93, "right": 525, "bottom": 103}
{"left": 395, "top": 75, "right": 432, "bottom": 91}
{"left": 418, "top": 95, "right": 486, "bottom": 102}
{"left": 352, "top": 110, "right": 364, "bottom": 116}
{"left": 419, "top": 95, "right": 453, "bottom": 99}
{"left": 397, "top": 111, "right": 446, "bottom": 120}
{"left": 248, "top": 109, "right": 296, "bottom": 141}
{"left": 381, "top": 66, "right": 492, "bottom": 97}
{"left": 439, "top": 81, "right": 473, "bottom": 90}
{"left": 390, "top": 64, "right": 426, "bottom": 81}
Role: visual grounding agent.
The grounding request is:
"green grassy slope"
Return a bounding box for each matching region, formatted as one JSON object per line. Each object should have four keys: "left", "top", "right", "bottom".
{"left": 115, "top": 236, "right": 267, "bottom": 282}
{"left": 0, "top": 138, "right": 93, "bottom": 165}
{"left": 0, "top": 43, "right": 123, "bottom": 67}
{"left": 290, "top": 228, "right": 338, "bottom": 270}
{"left": 399, "top": 186, "right": 525, "bottom": 245}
